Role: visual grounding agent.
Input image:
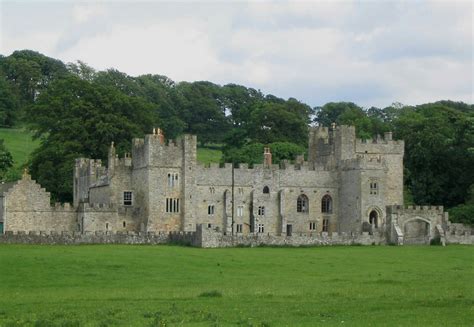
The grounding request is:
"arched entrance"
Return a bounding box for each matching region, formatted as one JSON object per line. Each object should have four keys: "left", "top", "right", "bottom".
{"left": 369, "top": 210, "right": 378, "bottom": 228}
{"left": 404, "top": 218, "right": 430, "bottom": 244}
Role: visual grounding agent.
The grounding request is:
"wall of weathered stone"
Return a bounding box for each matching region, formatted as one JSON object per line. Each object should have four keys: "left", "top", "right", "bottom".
{"left": 0, "top": 230, "right": 169, "bottom": 245}
{"left": 194, "top": 225, "right": 386, "bottom": 248}
{"left": 444, "top": 222, "right": 474, "bottom": 245}
{"left": 3, "top": 175, "right": 76, "bottom": 233}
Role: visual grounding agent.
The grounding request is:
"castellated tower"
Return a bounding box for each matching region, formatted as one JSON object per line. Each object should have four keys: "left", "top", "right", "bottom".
{"left": 131, "top": 128, "right": 197, "bottom": 232}
{"left": 308, "top": 125, "right": 404, "bottom": 234}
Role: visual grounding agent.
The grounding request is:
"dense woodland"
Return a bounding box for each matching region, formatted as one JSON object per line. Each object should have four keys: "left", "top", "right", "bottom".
{"left": 0, "top": 50, "right": 473, "bottom": 224}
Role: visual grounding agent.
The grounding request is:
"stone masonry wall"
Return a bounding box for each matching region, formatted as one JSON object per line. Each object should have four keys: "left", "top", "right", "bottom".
{"left": 3, "top": 175, "right": 76, "bottom": 233}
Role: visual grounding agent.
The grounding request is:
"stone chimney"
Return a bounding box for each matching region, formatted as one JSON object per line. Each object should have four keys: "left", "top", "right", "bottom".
{"left": 153, "top": 127, "right": 165, "bottom": 144}
{"left": 108, "top": 142, "right": 116, "bottom": 176}
{"left": 384, "top": 131, "right": 393, "bottom": 141}
{"left": 264, "top": 147, "right": 272, "bottom": 168}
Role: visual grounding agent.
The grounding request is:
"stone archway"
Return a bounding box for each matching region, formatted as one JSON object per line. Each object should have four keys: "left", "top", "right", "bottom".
{"left": 403, "top": 218, "right": 430, "bottom": 244}
{"left": 369, "top": 210, "right": 378, "bottom": 228}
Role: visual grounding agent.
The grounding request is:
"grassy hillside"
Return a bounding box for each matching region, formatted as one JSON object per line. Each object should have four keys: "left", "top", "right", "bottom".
{"left": 0, "top": 245, "right": 472, "bottom": 326}
{"left": 0, "top": 128, "right": 39, "bottom": 169}
{"left": 196, "top": 146, "right": 222, "bottom": 164}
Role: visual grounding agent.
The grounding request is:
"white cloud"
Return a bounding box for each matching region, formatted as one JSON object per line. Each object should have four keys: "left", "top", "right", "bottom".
{"left": 72, "top": 3, "right": 106, "bottom": 23}
{"left": 0, "top": 1, "right": 472, "bottom": 107}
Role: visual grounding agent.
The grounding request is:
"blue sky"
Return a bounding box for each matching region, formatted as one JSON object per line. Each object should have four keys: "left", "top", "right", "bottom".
{"left": 0, "top": 1, "right": 472, "bottom": 108}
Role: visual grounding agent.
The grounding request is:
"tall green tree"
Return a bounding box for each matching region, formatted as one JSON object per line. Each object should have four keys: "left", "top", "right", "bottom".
{"left": 0, "top": 139, "right": 13, "bottom": 180}
{"left": 175, "top": 81, "right": 230, "bottom": 145}
{"left": 0, "top": 76, "right": 18, "bottom": 126}
{"left": 394, "top": 103, "right": 474, "bottom": 207}
{"left": 28, "top": 75, "right": 156, "bottom": 202}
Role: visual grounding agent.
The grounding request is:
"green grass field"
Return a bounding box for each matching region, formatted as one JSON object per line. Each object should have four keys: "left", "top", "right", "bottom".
{"left": 0, "top": 245, "right": 472, "bottom": 326}
{"left": 0, "top": 128, "right": 39, "bottom": 169}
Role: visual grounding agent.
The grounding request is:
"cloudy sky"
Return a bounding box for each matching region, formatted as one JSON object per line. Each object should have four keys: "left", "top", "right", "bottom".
{"left": 0, "top": 1, "right": 472, "bottom": 108}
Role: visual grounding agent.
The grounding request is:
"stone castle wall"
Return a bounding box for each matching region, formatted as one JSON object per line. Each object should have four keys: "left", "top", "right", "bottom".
{"left": 2, "top": 175, "right": 76, "bottom": 233}
{"left": 1, "top": 222, "right": 471, "bottom": 247}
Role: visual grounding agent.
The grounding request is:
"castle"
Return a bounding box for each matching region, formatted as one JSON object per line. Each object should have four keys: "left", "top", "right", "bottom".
{"left": 0, "top": 125, "right": 472, "bottom": 246}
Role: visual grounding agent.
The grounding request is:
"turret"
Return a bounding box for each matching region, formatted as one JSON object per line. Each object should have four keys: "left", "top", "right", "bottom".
{"left": 108, "top": 141, "right": 116, "bottom": 176}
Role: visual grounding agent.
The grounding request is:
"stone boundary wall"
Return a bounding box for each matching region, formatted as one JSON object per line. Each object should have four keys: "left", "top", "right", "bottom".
{"left": 1, "top": 224, "right": 472, "bottom": 247}
{"left": 0, "top": 231, "right": 169, "bottom": 245}
{"left": 444, "top": 223, "right": 474, "bottom": 245}
{"left": 196, "top": 226, "right": 386, "bottom": 248}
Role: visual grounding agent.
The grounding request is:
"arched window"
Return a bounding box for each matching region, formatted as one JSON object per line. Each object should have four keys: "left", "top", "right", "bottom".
{"left": 263, "top": 186, "right": 270, "bottom": 194}
{"left": 321, "top": 195, "right": 332, "bottom": 213}
{"left": 369, "top": 210, "right": 378, "bottom": 228}
{"left": 297, "top": 194, "right": 309, "bottom": 213}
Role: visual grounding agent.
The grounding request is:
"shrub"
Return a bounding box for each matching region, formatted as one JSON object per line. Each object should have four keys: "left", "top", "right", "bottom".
{"left": 448, "top": 204, "right": 474, "bottom": 226}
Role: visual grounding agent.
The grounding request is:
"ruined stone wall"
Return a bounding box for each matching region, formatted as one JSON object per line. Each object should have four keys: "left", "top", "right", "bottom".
{"left": 195, "top": 225, "right": 385, "bottom": 248}
{"left": 3, "top": 175, "right": 76, "bottom": 233}
{"left": 78, "top": 203, "right": 139, "bottom": 233}
{"left": 444, "top": 222, "right": 474, "bottom": 245}
{"left": 74, "top": 158, "right": 106, "bottom": 207}
{"left": 386, "top": 205, "right": 447, "bottom": 244}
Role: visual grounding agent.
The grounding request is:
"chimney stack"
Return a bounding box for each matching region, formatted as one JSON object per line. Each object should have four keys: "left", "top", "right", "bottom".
{"left": 264, "top": 147, "right": 272, "bottom": 168}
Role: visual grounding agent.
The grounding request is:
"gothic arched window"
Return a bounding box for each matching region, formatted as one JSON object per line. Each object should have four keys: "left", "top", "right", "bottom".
{"left": 263, "top": 186, "right": 270, "bottom": 194}
{"left": 297, "top": 194, "right": 309, "bottom": 213}
{"left": 321, "top": 195, "right": 332, "bottom": 214}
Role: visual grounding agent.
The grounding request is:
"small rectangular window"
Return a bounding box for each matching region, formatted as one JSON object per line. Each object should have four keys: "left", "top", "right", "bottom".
{"left": 258, "top": 224, "right": 265, "bottom": 233}
{"left": 165, "top": 198, "right": 180, "bottom": 213}
{"left": 309, "top": 222, "right": 316, "bottom": 231}
{"left": 237, "top": 205, "right": 243, "bottom": 217}
{"left": 236, "top": 224, "right": 243, "bottom": 233}
{"left": 370, "top": 181, "right": 378, "bottom": 195}
{"left": 208, "top": 205, "right": 215, "bottom": 215}
{"left": 168, "top": 173, "right": 178, "bottom": 188}
{"left": 258, "top": 206, "right": 265, "bottom": 216}
{"left": 123, "top": 191, "right": 133, "bottom": 206}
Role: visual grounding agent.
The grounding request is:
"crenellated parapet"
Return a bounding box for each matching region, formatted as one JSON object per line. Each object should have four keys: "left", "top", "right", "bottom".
{"left": 52, "top": 202, "right": 75, "bottom": 212}
{"left": 355, "top": 137, "right": 404, "bottom": 155}
{"left": 386, "top": 205, "right": 445, "bottom": 214}
{"left": 131, "top": 129, "right": 197, "bottom": 168}
{"left": 340, "top": 155, "right": 387, "bottom": 171}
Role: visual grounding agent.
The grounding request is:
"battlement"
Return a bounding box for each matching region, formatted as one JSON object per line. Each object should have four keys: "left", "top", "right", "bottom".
{"left": 386, "top": 205, "right": 445, "bottom": 214}
{"left": 340, "top": 155, "right": 386, "bottom": 170}
{"left": 52, "top": 202, "right": 75, "bottom": 212}
{"left": 132, "top": 130, "right": 197, "bottom": 167}
{"left": 355, "top": 137, "right": 404, "bottom": 155}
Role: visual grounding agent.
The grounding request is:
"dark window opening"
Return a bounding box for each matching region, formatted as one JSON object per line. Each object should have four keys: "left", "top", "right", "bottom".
{"left": 321, "top": 195, "right": 332, "bottom": 213}
{"left": 123, "top": 191, "right": 133, "bottom": 206}
{"left": 369, "top": 210, "right": 378, "bottom": 228}
{"left": 322, "top": 218, "right": 329, "bottom": 232}
{"left": 297, "top": 194, "right": 309, "bottom": 213}
{"left": 208, "top": 205, "right": 215, "bottom": 215}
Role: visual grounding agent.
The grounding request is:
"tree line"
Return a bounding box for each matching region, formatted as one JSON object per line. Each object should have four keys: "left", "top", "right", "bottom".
{"left": 0, "top": 50, "right": 473, "bottom": 224}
